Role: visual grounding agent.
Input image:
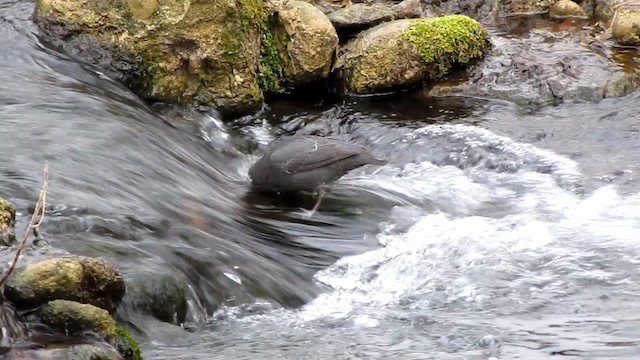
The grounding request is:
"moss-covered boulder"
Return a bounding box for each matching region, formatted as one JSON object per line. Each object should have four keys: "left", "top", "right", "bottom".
{"left": 549, "top": 0, "right": 588, "bottom": 18}
{"left": 0, "top": 197, "right": 16, "bottom": 246}
{"left": 334, "top": 15, "right": 490, "bottom": 94}
{"left": 327, "top": 4, "right": 397, "bottom": 34}
{"left": 39, "top": 300, "right": 119, "bottom": 339}
{"left": 4, "top": 257, "right": 125, "bottom": 313}
{"left": 271, "top": 0, "right": 339, "bottom": 87}
{"left": 33, "top": 0, "right": 274, "bottom": 116}
{"left": 38, "top": 300, "right": 142, "bottom": 360}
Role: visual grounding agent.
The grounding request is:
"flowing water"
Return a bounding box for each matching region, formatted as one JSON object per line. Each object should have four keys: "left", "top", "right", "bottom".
{"left": 3, "top": 1, "right": 640, "bottom": 359}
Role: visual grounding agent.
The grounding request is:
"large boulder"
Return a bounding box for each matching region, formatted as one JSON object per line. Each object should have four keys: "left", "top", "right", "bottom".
{"left": 609, "top": 1, "right": 640, "bottom": 45}
{"left": 34, "top": 0, "right": 269, "bottom": 116}
{"left": 549, "top": 0, "right": 588, "bottom": 18}
{"left": 0, "top": 197, "right": 16, "bottom": 246}
{"left": 4, "top": 256, "right": 125, "bottom": 313}
{"left": 271, "top": 0, "right": 339, "bottom": 87}
{"left": 334, "top": 15, "right": 490, "bottom": 94}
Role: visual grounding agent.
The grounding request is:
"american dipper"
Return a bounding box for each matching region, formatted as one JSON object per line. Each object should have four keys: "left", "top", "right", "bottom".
{"left": 248, "top": 135, "right": 386, "bottom": 215}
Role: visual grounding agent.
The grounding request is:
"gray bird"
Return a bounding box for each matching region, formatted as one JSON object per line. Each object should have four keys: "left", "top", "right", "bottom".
{"left": 248, "top": 135, "right": 386, "bottom": 215}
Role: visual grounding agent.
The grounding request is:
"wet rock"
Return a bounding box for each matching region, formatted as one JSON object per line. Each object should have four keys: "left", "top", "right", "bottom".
{"left": 392, "top": 0, "right": 424, "bottom": 19}
{"left": 327, "top": 3, "right": 397, "bottom": 34}
{"left": 38, "top": 301, "right": 142, "bottom": 360}
{"left": 612, "top": 7, "right": 640, "bottom": 45}
{"left": 334, "top": 15, "right": 490, "bottom": 94}
{"left": 549, "top": 0, "right": 588, "bottom": 18}
{"left": 33, "top": 0, "right": 272, "bottom": 117}
{"left": 4, "top": 256, "right": 125, "bottom": 313}
{"left": 39, "top": 300, "right": 118, "bottom": 339}
{"left": 3, "top": 343, "right": 124, "bottom": 360}
{"left": 495, "top": 0, "right": 556, "bottom": 17}
{"left": 271, "top": 0, "right": 339, "bottom": 86}
{"left": 0, "top": 197, "right": 16, "bottom": 246}
{"left": 427, "top": 29, "right": 640, "bottom": 106}
{"left": 117, "top": 267, "right": 191, "bottom": 325}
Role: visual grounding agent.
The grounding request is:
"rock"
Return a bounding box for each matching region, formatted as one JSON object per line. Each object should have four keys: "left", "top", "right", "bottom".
{"left": 304, "top": 0, "right": 351, "bottom": 14}
{"left": 117, "top": 267, "right": 192, "bottom": 325}
{"left": 495, "top": 0, "right": 556, "bottom": 17}
{"left": 3, "top": 343, "right": 124, "bottom": 360}
{"left": 549, "top": 0, "right": 588, "bottom": 18}
{"left": 427, "top": 29, "right": 640, "bottom": 106}
{"left": 0, "top": 197, "right": 16, "bottom": 246}
{"left": 612, "top": 6, "right": 640, "bottom": 45}
{"left": 38, "top": 301, "right": 142, "bottom": 360}
{"left": 334, "top": 15, "right": 490, "bottom": 94}
{"left": 392, "top": 0, "right": 424, "bottom": 19}
{"left": 327, "top": 4, "right": 397, "bottom": 34}
{"left": 39, "top": 300, "right": 118, "bottom": 340}
{"left": 271, "top": 0, "right": 339, "bottom": 86}
{"left": 33, "top": 0, "right": 272, "bottom": 117}
{"left": 4, "top": 257, "right": 125, "bottom": 313}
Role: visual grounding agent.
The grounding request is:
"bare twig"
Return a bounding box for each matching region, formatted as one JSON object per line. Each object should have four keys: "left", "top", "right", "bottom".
{"left": 0, "top": 162, "right": 49, "bottom": 288}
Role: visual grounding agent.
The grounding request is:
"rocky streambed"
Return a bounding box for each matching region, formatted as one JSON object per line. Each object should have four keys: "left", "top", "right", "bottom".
{"left": 1, "top": 0, "right": 640, "bottom": 359}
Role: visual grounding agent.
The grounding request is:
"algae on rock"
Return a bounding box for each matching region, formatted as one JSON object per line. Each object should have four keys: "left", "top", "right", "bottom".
{"left": 4, "top": 256, "right": 125, "bottom": 313}
{"left": 39, "top": 300, "right": 119, "bottom": 339}
{"left": 335, "top": 15, "right": 490, "bottom": 94}
{"left": 34, "top": 0, "right": 268, "bottom": 116}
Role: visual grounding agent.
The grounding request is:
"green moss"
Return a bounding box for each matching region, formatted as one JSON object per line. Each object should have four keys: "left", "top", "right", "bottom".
{"left": 258, "top": 15, "right": 284, "bottom": 93}
{"left": 114, "top": 326, "right": 143, "bottom": 360}
{"left": 5, "top": 257, "right": 125, "bottom": 313}
{"left": 402, "top": 15, "right": 490, "bottom": 78}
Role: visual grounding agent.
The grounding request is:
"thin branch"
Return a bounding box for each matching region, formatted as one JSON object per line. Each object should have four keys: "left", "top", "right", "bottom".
{"left": 0, "top": 162, "right": 49, "bottom": 288}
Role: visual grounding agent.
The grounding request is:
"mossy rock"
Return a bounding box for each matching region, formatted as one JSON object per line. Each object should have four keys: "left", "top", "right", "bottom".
{"left": 38, "top": 301, "right": 142, "bottom": 360}
{"left": 4, "top": 256, "right": 125, "bottom": 313}
{"left": 0, "top": 197, "right": 16, "bottom": 246}
{"left": 39, "top": 300, "right": 119, "bottom": 339}
{"left": 334, "top": 15, "right": 490, "bottom": 94}
{"left": 113, "top": 327, "right": 143, "bottom": 360}
{"left": 270, "top": 0, "right": 339, "bottom": 86}
{"left": 34, "top": 0, "right": 270, "bottom": 117}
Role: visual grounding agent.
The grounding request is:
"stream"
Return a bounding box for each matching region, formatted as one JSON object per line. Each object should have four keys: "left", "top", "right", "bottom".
{"left": 2, "top": 0, "right": 640, "bottom": 359}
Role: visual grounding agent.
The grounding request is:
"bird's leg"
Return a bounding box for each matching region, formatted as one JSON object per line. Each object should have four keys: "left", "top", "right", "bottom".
{"left": 303, "top": 188, "right": 327, "bottom": 218}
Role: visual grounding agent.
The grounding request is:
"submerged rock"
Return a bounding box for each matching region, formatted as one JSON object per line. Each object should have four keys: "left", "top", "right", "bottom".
{"left": 334, "top": 15, "right": 490, "bottom": 94}
{"left": 549, "top": 0, "right": 588, "bottom": 18}
{"left": 327, "top": 3, "right": 397, "bottom": 34}
{"left": 117, "top": 267, "right": 191, "bottom": 325}
{"left": 0, "top": 197, "right": 16, "bottom": 246}
{"left": 271, "top": 0, "right": 339, "bottom": 87}
{"left": 4, "top": 256, "right": 125, "bottom": 313}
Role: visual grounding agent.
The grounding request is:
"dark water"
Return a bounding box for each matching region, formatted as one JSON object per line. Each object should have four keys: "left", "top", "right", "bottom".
{"left": 3, "top": 1, "right": 640, "bottom": 359}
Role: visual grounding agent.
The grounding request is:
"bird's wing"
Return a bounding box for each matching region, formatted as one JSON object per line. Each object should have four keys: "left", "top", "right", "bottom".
{"left": 269, "top": 137, "right": 365, "bottom": 174}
